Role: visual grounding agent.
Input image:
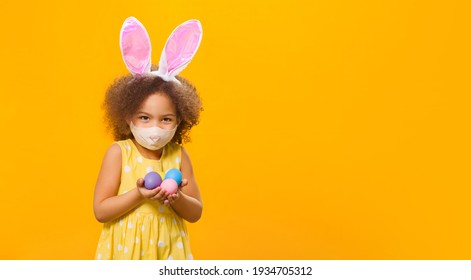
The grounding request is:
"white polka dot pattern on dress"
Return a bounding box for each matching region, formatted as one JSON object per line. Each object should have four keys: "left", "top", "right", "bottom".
{"left": 95, "top": 140, "right": 190, "bottom": 260}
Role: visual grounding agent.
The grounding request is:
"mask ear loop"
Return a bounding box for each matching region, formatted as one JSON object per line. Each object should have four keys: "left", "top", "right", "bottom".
{"left": 151, "top": 19, "right": 203, "bottom": 84}
{"left": 120, "top": 17, "right": 152, "bottom": 76}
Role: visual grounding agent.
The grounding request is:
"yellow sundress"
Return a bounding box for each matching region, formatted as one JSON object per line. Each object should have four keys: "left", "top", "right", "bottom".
{"left": 95, "top": 139, "right": 193, "bottom": 260}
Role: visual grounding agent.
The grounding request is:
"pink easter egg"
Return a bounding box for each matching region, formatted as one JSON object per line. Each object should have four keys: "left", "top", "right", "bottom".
{"left": 160, "top": 178, "right": 178, "bottom": 194}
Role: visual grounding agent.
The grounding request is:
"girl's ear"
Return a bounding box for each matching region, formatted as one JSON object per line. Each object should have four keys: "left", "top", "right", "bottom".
{"left": 120, "top": 17, "right": 152, "bottom": 75}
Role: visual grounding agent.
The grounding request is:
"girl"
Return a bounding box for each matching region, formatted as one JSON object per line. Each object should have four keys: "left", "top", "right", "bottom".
{"left": 94, "top": 17, "right": 203, "bottom": 260}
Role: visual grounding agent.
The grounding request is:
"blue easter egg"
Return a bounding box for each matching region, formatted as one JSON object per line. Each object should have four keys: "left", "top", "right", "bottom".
{"left": 165, "top": 168, "right": 182, "bottom": 185}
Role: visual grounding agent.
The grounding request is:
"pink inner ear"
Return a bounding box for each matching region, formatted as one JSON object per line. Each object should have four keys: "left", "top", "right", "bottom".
{"left": 165, "top": 20, "right": 202, "bottom": 75}
{"left": 121, "top": 18, "right": 151, "bottom": 75}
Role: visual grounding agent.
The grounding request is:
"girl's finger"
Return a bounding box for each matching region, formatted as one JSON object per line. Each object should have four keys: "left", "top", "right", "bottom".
{"left": 166, "top": 193, "right": 178, "bottom": 205}
{"left": 136, "top": 178, "right": 144, "bottom": 187}
{"left": 150, "top": 188, "right": 164, "bottom": 200}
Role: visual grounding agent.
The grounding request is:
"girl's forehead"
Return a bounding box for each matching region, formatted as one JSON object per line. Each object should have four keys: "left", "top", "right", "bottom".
{"left": 139, "top": 93, "right": 176, "bottom": 113}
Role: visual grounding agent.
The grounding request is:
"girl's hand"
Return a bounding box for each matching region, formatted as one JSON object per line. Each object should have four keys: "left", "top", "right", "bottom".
{"left": 136, "top": 178, "right": 169, "bottom": 204}
{"left": 164, "top": 179, "right": 188, "bottom": 206}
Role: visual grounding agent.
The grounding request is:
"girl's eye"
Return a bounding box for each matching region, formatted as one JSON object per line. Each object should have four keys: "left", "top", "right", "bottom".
{"left": 139, "top": 116, "right": 150, "bottom": 121}
{"left": 163, "top": 118, "right": 173, "bottom": 122}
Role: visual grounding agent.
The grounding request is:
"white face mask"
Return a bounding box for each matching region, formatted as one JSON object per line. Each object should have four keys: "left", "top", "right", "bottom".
{"left": 130, "top": 121, "right": 177, "bottom": 151}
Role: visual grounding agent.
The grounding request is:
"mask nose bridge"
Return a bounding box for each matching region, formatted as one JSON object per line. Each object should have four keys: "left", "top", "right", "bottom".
{"left": 148, "top": 126, "right": 162, "bottom": 142}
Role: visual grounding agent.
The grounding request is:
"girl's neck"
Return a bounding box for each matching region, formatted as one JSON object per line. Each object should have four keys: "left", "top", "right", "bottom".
{"left": 131, "top": 138, "right": 163, "bottom": 160}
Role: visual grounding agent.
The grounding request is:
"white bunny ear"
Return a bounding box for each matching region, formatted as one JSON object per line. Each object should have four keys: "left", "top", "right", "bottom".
{"left": 120, "top": 17, "right": 152, "bottom": 75}
{"left": 153, "top": 19, "right": 203, "bottom": 83}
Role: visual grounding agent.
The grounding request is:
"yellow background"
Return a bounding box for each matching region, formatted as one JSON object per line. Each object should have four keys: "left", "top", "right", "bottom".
{"left": 0, "top": 0, "right": 470, "bottom": 259}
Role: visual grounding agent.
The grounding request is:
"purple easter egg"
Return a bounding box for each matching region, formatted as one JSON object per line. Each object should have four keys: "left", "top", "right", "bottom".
{"left": 144, "top": 172, "right": 162, "bottom": 190}
{"left": 160, "top": 178, "right": 178, "bottom": 194}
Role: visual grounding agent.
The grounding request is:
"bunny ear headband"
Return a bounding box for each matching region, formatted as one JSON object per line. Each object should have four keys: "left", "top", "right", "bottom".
{"left": 120, "top": 17, "right": 203, "bottom": 84}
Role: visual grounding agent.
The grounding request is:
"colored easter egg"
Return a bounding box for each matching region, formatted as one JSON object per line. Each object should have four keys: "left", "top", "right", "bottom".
{"left": 144, "top": 171, "right": 162, "bottom": 190}
{"left": 165, "top": 168, "right": 182, "bottom": 185}
{"left": 160, "top": 178, "right": 178, "bottom": 194}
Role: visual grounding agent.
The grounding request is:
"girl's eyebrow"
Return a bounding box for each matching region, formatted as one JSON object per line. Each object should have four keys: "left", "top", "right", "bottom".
{"left": 137, "top": 111, "right": 176, "bottom": 117}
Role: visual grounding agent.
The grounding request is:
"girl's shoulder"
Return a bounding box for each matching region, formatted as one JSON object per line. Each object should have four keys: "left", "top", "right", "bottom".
{"left": 105, "top": 139, "right": 133, "bottom": 161}
{"left": 113, "top": 139, "right": 132, "bottom": 148}
{"left": 165, "top": 142, "right": 182, "bottom": 160}
{"left": 99, "top": 142, "right": 123, "bottom": 170}
{"left": 166, "top": 141, "right": 182, "bottom": 153}
{"left": 112, "top": 139, "right": 134, "bottom": 154}
{"left": 162, "top": 142, "right": 183, "bottom": 169}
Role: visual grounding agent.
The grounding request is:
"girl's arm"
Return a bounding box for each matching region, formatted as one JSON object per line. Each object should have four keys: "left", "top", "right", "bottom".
{"left": 94, "top": 144, "right": 163, "bottom": 223}
{"left": 166, "top": 147, "right": 203, "bottom": 223}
